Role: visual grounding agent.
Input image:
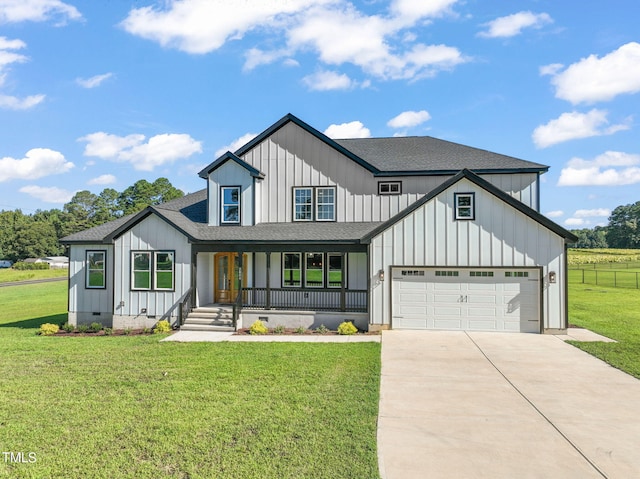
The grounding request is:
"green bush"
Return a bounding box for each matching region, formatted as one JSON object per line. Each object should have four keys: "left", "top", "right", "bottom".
{"left": 13, "top": 261, "right": 50, "bottom": 270}
{"left": 123, "top": 328, "right": 133, "bottom": 335}
{"left": 76, "top": 324, "right": 89, "bottom": 333}
{"left": 273, "top": 324, "right": 286, "bottom": 334}
{"left": 87, "top": 322, "right": 103, "bottom": 333}
{"left": 38, "top": 323, "right": 59, "bottom": 336}
{"left": 61, "top": 322, "right": 75, "bottom": 333}
{"left": 337, "top": 321, "right": 358, "bottom": 335}
{"left": 295, "top": 326, "right": 307, "bottom": 334}
{"left": 103, "top": 328, "right": 113, "bottom": 336}
{"left": 315, "top": 324, "right": 329, "bottom": 334}
{"left": 249, "top": 320, "right": 268, "bottom": 335}
{"left": 153, "top": 320, "right": 171, "bottom": 334}
{"left": 142, "top": 327, "right": 151, "bottom": 334}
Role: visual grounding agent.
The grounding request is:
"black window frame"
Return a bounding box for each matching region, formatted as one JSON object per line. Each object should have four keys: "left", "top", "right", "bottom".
{"left": 454, "top": 192, "right": 475, "bottom": 220}
{"left": 85, "top": 250, "right": 106, "bottom": 289}
{"left": 131, "top": 250, "right": 176, "bottom": 292}
{"left": 378, "top": 181, "right": 402, "bottom": 195}
{"left": 281, "top": 252, "right": 347, "bottom": 289}
{"left": 220, "top": 185, "right": 241, "bottom": 225}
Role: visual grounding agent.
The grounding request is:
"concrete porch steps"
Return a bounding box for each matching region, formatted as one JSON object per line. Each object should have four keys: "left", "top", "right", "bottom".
{"left": 180, "top": 305, "right": 235, "bottom": 332}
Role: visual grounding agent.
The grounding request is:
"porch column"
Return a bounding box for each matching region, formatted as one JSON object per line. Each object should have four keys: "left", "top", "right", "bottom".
{"left": 192, "top": 249, "right": 198, "bottom": 308}
{"left": 340, "top": 252, "right": 346, "bottom": 312}
{"left": 237, "top": 251, "right": 243, "bottom": 301}
{"left": 266, "top": 252, "right": 271, "bottom": 310}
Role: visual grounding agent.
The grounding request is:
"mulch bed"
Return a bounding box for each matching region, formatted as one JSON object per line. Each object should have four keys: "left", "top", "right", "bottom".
{"left": 234, "top": 328, "right": 379, "bottom": 336}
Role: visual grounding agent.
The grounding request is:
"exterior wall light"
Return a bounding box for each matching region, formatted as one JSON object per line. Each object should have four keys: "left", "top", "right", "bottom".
{"left": 548, "top": 271, "right": 556, "bottom": 283}
{"left": 378, "top": 269, "right": 385, "bottom": 281}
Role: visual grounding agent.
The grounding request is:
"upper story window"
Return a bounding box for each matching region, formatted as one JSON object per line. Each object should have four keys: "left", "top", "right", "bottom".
{"left": 454, "top": 193, "right": 475, "bottom": 220}
{"left": 221, "top": 186, "right": 240, "bottom": 224}
{"left": 293, "top": 186, "right": 336, "bottom": 222}
{"left": 378, "top": 181, "right": 401, "bottom": 195}
{"left": 86, "top": 250, "right": 106, "bottom": 289}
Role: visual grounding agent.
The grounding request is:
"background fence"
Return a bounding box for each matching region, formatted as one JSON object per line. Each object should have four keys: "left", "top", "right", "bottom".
{"left": 568, "top": 266, "right": 640, "bottom": 289}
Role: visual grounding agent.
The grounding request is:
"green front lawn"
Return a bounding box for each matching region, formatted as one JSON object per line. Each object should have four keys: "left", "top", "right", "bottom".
{"left": 568, "top": 283, "right": 640, "bottom": 379}
{"left": 0, "top": 267, "right": 68, "bottom": 283}
{"left": 0, "top": 282, "right": 381, "bottom": 479}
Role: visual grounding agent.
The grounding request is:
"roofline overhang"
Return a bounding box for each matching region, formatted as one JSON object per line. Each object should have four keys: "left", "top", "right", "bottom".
{"left": 373, "top": 167, "right": 548, "bottom": 177}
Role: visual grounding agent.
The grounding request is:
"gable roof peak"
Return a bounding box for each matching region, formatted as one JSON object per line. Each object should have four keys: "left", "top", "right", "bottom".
{"left": 198, "top": 150, "right": 265, "bottom": 179}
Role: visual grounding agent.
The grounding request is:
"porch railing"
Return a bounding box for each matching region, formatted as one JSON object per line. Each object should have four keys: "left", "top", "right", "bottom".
{"left": 241, "top": 287, "right": 367, "bottom": 312}
{"left": 178, "top": 287, "right": 193, "bottom": 327}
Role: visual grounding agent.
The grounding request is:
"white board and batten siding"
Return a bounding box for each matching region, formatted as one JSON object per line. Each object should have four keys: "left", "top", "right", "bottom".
{"left": 240, "top": 121, "right": 541, "bottom": 226}
{"left": 370, "top": 178, "right": 567, "bottom": 331}
{"left": 113, "top": 214, "right": 191, "bottom": 327}
{"left": 207, "top": 160, "right": 254, "bottom": 226}
{"left": 68, "top": 244, "right": 114, "bottom": 326}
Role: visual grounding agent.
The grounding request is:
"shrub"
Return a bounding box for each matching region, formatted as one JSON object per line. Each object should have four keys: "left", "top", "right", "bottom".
{"left": 338, "top": 321, "right": 358, "bottom": 335}
{"left": 315, "top": 324, "right": 329, "bottom": 334}
{"left": 61, "top": 322, "right": 75, "bottom": 333}
{"left": 273, "top": 324, "right": 286, "bottom": 334}
{"left": 38, "top": 323, "right": 59, "bottom": 336}
{"left": 87, "top": 322, "right": 103, "bottom": 333}
{"left": 249, "top": 320, "right": 268, "bottom": 335}
{"left": 13, "top": 261, "right": 49, "bottom": 270}
{"left": 142, "top": 327, "right": 151, "bottom": 334}
{"left": 76, "top": 324, "right": 89, "bottom": 333}
{"left": 153, "top": 320, "right": 171, "bottom": 334}
{"left": 295, "top": 326, "right": 307, "bottom": 334}
{"left": 103, "top": 328, "right": 113, "bottom": 336}
{"left": 123, "top": 328, "right": 133, "bottom": 335}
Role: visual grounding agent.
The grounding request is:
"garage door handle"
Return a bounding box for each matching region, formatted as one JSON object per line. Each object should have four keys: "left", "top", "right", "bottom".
{"left": 459, "top": 295, "right": 468, "bottom": 302}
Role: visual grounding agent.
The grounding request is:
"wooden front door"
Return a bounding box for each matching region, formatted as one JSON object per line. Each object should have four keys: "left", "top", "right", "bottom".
{"left": 214, "top": 253, "right": 245, "bottom": 304}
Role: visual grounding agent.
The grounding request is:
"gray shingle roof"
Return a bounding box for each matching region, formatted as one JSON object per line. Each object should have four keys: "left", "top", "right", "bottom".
{"left": 334, "top": 136, "right": 547, "bottom": 173}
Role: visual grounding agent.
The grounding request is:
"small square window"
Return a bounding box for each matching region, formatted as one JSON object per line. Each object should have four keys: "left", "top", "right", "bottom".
{"left": 378, "top": 181, "right": 401, "bottom": 195}
{"left": 454, "top": 193, "right": 475, "bottom": 220}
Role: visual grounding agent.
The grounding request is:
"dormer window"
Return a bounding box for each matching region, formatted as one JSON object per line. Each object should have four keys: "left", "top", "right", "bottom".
{"left": 454, "top": 193, "right": 475, "bottom": 220}
{"left": 221, "top": 186, "right": 241, "bottom": 224}
{"left": 293, "top": 186, "right": 336, "bottom": 222}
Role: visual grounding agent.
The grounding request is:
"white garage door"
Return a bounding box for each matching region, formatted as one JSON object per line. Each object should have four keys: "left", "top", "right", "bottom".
{"left": 392, "top": 268, "right": 540, "bottom": 333}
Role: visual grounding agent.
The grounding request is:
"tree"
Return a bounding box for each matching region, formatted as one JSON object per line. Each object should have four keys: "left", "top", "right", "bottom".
{"left": 570, "top": 227, "right": 608, "bottom": 249}
{"left": 117, "top": 178, "right": 183, "bottom": 216}
{"left": 606, "top": 201, "right": 640, "bottom": 249}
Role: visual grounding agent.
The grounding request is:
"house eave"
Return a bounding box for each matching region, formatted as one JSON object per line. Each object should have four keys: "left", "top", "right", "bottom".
{"left": 373, "top": 167, "right": 549, "bottom": 177}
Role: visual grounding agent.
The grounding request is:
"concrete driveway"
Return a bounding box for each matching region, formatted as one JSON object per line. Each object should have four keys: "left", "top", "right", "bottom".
{"left": 378, "top": 331, "right": 640, "bottom": 479}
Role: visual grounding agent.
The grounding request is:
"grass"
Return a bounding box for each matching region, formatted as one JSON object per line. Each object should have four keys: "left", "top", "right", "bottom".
{"left": 0, "top": 267, "right": 68, "bottom": 283}
{"left": 568, "top": 248, "right": 640, "bottom": 266}
{"left": 567, "top": 282, "right": 640, "bottom": 379}
{"left": 0, "top": 282, "right": 381, "bottom": 479}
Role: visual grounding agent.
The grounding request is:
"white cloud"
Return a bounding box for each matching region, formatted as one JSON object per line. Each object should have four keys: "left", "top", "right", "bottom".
{"left": 574, "top": 208, "right": 610, "bottom": 218}
{"left": 76, "top": 73, "right": 113, "bottom": 89}
{"left": 302, "top": 70, "right": 355, "bottom": 91}
{"left": 0, "top": 36, "right": 28, "bottom": 74}
{"left": 19, "top": 185, "right": 75, "bottom": 203}
{"left": 214, "top": 132, "right": 257, "bottom": 158}
{"left": 0, "top": 148, "right": 73, "bottom": 182}
{"left": 539, "top": 63, "right": 563, "bottom": 76}
{"left": 0, "top": 0, "right": 82, "bottom": 24}
{"left": 532, "top": 109, "right": 629, "bottom": 148}
{"left": 0, "top": 93, "right": 45, "bottom": 110}
{"left": 122, "top": 0, "right": 468, "bottom": 83}
{"left": 0, "top": 37, "right": 46, "bottom": 109}
{"left": 549, "top": 42, "right": 640, "bottom": 104}
{"left": 87, "top": 174, "right": 117, "bottom": 185}
{"left": 324, "top": 121, "right": 371, "bottom": 139}
{"left": 478, "top": 11, "right": 552, "bottom": 38}
{"left": 545, "top": 210, "right": 564, "bottom": 218}
{"left": 558, "top": 151, "right": 640, "bottom": 186}
{"left": 387, "top": 110, "right": 431, "bottom": 129}
{"left": 79, "top": 132, "right": 202, "bottom": 171}
{"left": 564, "top": 218, "right": 585, "bottom": 227}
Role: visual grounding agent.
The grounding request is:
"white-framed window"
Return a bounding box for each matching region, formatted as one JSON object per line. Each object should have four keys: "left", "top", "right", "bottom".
{"left": 131, "top": 251, "right": 175, "bottom": 291}
{"left": 282, "top": 253, "right": 302, "bottom": 287}
{"left": 86, "top": 250, "right": 106, "bottom": 289}
{"left": 221, "top": 186, "right": 241, "bottom": 224}
{"left": 293, "top": 188, "right": 313, "bottom": 221}
{"left": 454, "top": 193, "right": 475, "bottom": 220}
{"left": 378, "top": 181, "right": 401, "bottom": 195}
{"left": 316, "top": 187, "right": 335, "bottom": 221}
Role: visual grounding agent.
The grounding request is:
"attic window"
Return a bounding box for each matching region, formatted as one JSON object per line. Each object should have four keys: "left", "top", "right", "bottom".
{"left": 221, "top": 186, "right": 241, "bottom": 224}
{"left": 378, "top": 181, "right": 401, "bottom": 195}
{"left": 454, "top": 193, "right": 475, "bottom": 220}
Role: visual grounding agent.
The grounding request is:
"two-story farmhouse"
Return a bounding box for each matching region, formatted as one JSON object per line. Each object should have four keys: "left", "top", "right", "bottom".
{"left": 62, "top": 113, "right": 576, "bottom": 333}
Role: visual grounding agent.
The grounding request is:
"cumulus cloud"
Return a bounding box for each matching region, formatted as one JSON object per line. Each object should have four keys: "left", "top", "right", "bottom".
{"left": 387, "top": 110, "right": 431, "bottom": 129}
{"left": 76, "top": 73, "right": 113, "bottom": 89}
{"left": 0, "top": 148, "right": 74, "bottom": 182}
{"left": 545, "top": 210, "right": 564, "bottom": 218}
{"left": 0, "top": 93, "right": 45, "bottom": 110}
{"left": 532, "top": 109, "right": 629, "bottom": 148}
{"left": 79, "top": 132, "right": 202, "bottom": 171}
{"left": 549, "top": 42, "right": 640, "bottom": 104}
{"left": 558, "top": 151, "right": 640, "bottom": 186}
{"left": 214, "top": 132, "right": 257, "bottom": 158}
{"left": 564, "top": 218, "right": 585, "bottom": 227}
{"left": 87, "top": 174, "right": 117, "bottom": 185}
{"left": 19, "top": 185, "right": 75, "bottom": 203}
{"left": 0, "top": 0, "right": 82, "bottom": 24}
{"left": 324, "top": 121, "right": 371, "bottom": 139}
{"left": 539, "top": 63, "right": 563, "bottom": 76}
{"left": 122, "top": 0, "right": 468, "bottom": 83}
{"left": 302, "top": 70, "right": 355, "bottom": 91}
{"left": 478, "top": 11, "right": 552, "bottom": 38}
{"left": 574, "top": 208, "right": 610, "bottom": 218}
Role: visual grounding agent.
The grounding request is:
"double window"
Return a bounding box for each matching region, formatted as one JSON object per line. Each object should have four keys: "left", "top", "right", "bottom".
{"left": 86, "top": 250, "right": 106, "bottom": 289}
{"left": 282, "top": 252, "right": 345, "bottom": 288}
{"left": 221, "top": 186, "right": 241, "bottom": 224}
{"left": 293, "top": 186, "right": 336, "bottom": 221}
{"left": 454, "top": 193, "right": 475, "bottom": 220}
{"left": 378, "top": 181, "right": 401, "bottom": 195}
{"left": 131, "top": 251, "right": 175, "bottom": 291}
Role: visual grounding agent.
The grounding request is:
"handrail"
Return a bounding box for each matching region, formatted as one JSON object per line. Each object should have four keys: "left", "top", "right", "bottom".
{"left": 178, "top": 287, "right": 193, "bottom": 327}
{"left": 232, "top": 288, "right": 243, "bottom": 330}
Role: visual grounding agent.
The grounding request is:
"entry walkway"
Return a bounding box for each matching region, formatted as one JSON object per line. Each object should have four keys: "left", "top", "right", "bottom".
{"left": 378, "top": 331, "right": 639, "bottom": 479}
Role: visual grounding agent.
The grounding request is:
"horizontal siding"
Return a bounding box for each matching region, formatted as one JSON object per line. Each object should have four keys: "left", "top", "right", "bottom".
{"left": 370, "top": 178, "right": 566, "bottom": 329}
{"left": 241, "top": 121, "right": 541, "bottom": 223}
{"left": 68, "top": 244, "right": 113, "bottom": 314}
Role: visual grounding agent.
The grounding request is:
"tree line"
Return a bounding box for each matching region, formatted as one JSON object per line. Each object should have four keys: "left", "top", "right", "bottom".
{"left": 0, "top": 178, "right": 183, "bottom": 262}
{"left": 571, "top": 200, "right": 640, "bottom": 249}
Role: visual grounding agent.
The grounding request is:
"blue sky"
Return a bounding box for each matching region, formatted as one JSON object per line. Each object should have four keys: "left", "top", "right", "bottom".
{"left": 1, "top": 0, "right": 639, "bottom": 229}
